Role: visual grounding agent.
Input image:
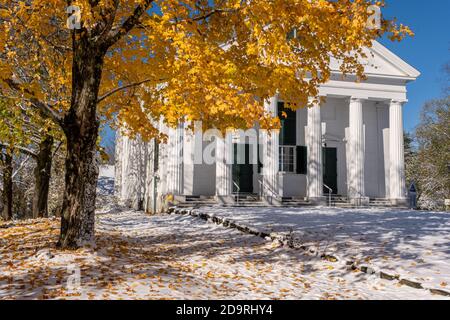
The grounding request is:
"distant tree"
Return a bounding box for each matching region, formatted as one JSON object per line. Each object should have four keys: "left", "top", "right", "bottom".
{"left": 405, "top": 58, "right": 450, "bottom": 210}
{"left": 0, "top": 150, "right": 13, "bottom": 220}
{"left": 412, "top": 97, "right": 450, "bottom": 210}
{"left": 444, "top": 62, "right": 450, "bottom": 95}
{"left": 0, "top": 98, "right": 63, "bottom": 219}
{"left": 404, "top": 132, "right": 417, "bottom": 187}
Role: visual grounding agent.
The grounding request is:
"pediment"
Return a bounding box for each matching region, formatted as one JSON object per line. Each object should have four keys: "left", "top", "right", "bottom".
{"left": 330, "top": 41, "right": 420, "bottom": 80}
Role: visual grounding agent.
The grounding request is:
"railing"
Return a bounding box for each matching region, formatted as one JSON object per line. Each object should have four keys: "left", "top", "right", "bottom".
{"left": 258, "top": 177, "right": 278, "bottom": 200}
{"left": 323, "top": 184, "right": 333, "bottom": 207}
{"left": 258, "top": 179, "right": 265, "bottom": 198}
{"left": 232, "top": 180, "right": 240, "bottom": 203}
{"left": 347, "top": 186, "right": 367, "bottom": 206}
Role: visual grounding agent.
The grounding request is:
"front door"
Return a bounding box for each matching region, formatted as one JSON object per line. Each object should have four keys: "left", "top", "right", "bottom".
{"left": 323, "top": 147, "right": 338, "bottom": 195}
{"left": 232, "top": 144, "right": 253, "bottom": 193}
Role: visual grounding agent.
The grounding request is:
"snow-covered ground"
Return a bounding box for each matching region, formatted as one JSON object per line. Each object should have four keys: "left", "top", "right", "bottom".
{"left": 99, "top": 165, "right": 115, "bottom": 179}
{"left": 1, "top": 208, "right": 446, "bottom": 300}
{"left": 0, "top": 167, "right": 447, "bottom": 300}
{"left": 198, "top": 206, "right": 450, "bottom": 291}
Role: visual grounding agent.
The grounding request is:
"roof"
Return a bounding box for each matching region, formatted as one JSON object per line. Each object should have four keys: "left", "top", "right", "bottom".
{"left": 330, "top": 40, "right": 420, "bottom": 82}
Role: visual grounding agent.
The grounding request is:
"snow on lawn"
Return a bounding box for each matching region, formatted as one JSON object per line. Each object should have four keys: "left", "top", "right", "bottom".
{"left": 199, "top": 206, "right": 450, "bottom": 291}
{"left": 0, "top": 207, "right": 447, "bottom": 300}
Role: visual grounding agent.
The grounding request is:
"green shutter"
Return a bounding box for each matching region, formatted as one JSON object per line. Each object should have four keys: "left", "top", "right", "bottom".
{"left": 296, "top": 146, "right": 307, "bottom": 175}
{"left": 257, "top": 144, "right": 263, "bottom": 173}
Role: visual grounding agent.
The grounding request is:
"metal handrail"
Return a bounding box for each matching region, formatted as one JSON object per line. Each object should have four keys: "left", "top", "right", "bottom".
{"left": 323, "top": 184, "right": 333, "bottom": 207}
{"left": 232, "top": 180, "right": 240, "bottom": 203}
{"left": 347, "top": 186, "right": 365, "bottom": 204}
{"left": 258, "top": 177, "right": 278, "bottom": 199}
{"left": 258, "top": 179, "right": 265, "bottom": 198}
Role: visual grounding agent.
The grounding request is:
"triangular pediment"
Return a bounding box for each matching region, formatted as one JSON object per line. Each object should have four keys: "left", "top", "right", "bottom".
{"left": 330, "top": 40, "right": 420, "bottom": 80}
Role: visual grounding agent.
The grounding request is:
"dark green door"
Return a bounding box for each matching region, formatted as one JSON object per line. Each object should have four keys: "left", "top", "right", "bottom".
{"left": 323, "top": 147, "right": 338, "bottom": 195}
{"left": 232, "top": 144, "right": 254, "bottom": 193}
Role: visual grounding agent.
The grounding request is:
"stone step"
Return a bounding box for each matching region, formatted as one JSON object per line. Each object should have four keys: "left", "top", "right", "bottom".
{"left": 281, "top": 203, "right": 315, "bottom": 207}
{"left": 184, "top": 196, "right": 215, "bottom": 201}
{"left": 175, "top": 203, "right": 218, "bottom": 208}
{"left": 184, "top": 199, "right": 216, "bottom": 203}
{"left": 370, "top": 202, "right": 392, "bottom": 205}
{"left": 333, "top": 204, "right": 370, "bottom": 209}
{"left": 282, "top": 200, "right": 310, "bottom": 204}
{"left": 233, "top": 194, "right": 259, "bottom": 199}
{"left": 224, "top": 203, "right": 268, "bottom": 208}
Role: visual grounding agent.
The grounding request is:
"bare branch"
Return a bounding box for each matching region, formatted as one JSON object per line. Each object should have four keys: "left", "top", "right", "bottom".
{"left": 0, "top": 143, "right": 37, "bottom": 158}
{"left": 52, "top": 141, "right": 64, "bottom": 157}
{"left": 191, "top": 8, "right": 235, "bottom": 22}
{"left": 12, "top": 156, "right": 32, "bottom": 179}
{"left": 102, "top": 0, "right": 154, "bottom": 49}
{"left": 97, "top": 78, "right": 158, "bottom": 103}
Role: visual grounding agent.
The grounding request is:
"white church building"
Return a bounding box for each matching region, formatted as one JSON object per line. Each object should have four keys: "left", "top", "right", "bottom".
{"left": 115, "top": 41, "right": 420, "bottom": 213}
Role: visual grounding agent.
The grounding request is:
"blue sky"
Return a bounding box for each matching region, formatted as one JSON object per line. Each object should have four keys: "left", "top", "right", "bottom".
{"left": 379, "top": 0, "right": 450, "bottom": 132}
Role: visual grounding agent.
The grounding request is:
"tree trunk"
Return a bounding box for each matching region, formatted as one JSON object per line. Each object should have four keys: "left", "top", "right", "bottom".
{"left": 32, "top": 135, "right": 54, "bottom": 218}
{"left": 1, "top": 152, "right": 13, "bottom": 220}
{"left": 57, "top": 41, "right": 106, "bottom": 249}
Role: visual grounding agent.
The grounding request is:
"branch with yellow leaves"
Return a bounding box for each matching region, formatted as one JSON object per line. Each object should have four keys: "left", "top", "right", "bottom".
{"left": 2, "top": 79, "right": 64, "bottom": 126}
{"left": 0, "top": 94, "right": 63, "bottom": 127}
{"left": 191, "top": 8, "right": 237, "bottom": 22}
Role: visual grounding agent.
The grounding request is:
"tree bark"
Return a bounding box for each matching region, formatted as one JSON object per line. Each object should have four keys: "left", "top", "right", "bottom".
{"left": 57, "top": 40, "right": 106, "bottom": 249}
{"left": 1, "top": 152, "right": 13, "bottom": 220}
{"left": 32, "top": 135, "right": 54, "bottom": 218}
{"left": 56, "top": 2, "right": 152, "bottom": 248}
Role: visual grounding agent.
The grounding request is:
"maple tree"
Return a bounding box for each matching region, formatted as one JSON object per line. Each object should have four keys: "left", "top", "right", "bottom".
{"left": 0, "top": 96, "right": 63, "bottom": 219}
{"left": 0, "top": 0, "right": 412, "bottom": 248}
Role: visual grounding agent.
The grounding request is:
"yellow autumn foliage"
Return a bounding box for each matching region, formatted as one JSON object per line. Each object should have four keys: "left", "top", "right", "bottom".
{"left": 0, "top": 0, "right": 413, "bottom": 140}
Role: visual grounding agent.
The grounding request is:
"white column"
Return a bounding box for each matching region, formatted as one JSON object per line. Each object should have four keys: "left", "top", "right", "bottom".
{"left": 166, "top": 123, "right": 184, "bottom": 195}
{"left": 182, "top": 122, "right": 195, "bottom": 196}
{"left": 216, "top": 131, "right": 233, "bottom": 202}
{"left": 114, "top": 129, "right": 123, "bottom": 199}
{"left": 262, "top": 95, "right": 279, "bottom": 202}
{"left": 348, "top": 97, "right": 368, "bottom": 205}
{"left": 118, "top": 133, "right": 148, "bottom": 209}
{"left": 306, "top": 100, "right": 324, "bottom": 201}
{"left": 389, "top": 100, "right": 407, "bottom": 203}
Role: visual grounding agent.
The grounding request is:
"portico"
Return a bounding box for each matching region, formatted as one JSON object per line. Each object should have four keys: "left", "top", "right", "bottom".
{"left": 254, "top": 94, "right": 410, "bottom": 206}
{"left": 115, "top": 41, "right": 420, "bottom": 212}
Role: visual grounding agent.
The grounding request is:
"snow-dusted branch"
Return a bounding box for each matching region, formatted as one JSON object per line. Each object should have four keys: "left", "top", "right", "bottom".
{"left": 0, "top": 143, "right": 37, "bottom": 158}
{"left": 97, "top": 78, "right": 157, "bottom": 103}
{"left": 102, "top": 0, "right": 154, "bottom": 49}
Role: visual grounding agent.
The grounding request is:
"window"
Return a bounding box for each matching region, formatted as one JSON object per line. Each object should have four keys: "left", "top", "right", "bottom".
{"left": 279, "top": 146, "right": 296, "bottom": 172}
{"left": 278, "top": 102, "right": 297, "bottom": 146}
{"left": 278, "top": 145, "right": 307, "bottom": 174}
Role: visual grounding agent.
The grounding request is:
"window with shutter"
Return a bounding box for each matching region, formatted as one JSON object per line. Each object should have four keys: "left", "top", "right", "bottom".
{"left": 296, "top": 146, "right": 307, "bottom": 175}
